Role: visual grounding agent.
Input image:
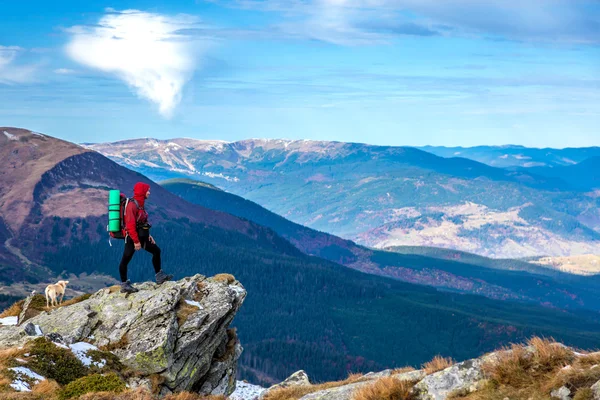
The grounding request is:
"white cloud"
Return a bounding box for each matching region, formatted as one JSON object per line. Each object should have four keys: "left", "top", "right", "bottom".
{"left": 66, "top": 10, "right": 213, "bottom": 118}
{"left": 0, "top": 46, "right": 37, "bottom": 84}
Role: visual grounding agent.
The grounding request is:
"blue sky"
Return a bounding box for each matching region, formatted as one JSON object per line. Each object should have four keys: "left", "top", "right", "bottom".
{"left": 1, "top": 0, "right": 599, "bottom": 147}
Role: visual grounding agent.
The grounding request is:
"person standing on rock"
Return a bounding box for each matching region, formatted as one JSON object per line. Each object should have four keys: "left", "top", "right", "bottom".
{"left": 119, "top": 182, "right": 173, "bottom": 293}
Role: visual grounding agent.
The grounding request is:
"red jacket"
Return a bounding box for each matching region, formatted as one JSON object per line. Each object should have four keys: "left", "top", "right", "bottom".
{"left": 125, "top": 182, "right": 150, "bottom": 243}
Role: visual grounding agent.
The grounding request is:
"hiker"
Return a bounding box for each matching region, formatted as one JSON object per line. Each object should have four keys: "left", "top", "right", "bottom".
{"left": 118, "top": 182, "right": 173, "bottom": 293}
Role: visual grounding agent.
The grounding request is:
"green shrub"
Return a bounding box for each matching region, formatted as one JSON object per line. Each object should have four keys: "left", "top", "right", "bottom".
{"left": 58, "top": 373, "right": 125, "bottom": 400}
{"left": 87, "top": 349, "right": 125, "bottom": 373}
{"left": 27, "top": 338, "right": 88, "bottom": 385}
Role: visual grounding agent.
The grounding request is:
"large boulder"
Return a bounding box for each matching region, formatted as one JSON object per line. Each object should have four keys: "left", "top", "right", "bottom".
{"left": 0, "top": 274, "right": 246, "bottom": 396}
{"left": 414, "top": 358, "right": 487, "bottom": 400}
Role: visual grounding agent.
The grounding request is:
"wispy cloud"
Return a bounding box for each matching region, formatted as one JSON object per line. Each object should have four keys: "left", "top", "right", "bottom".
{"left": 54, "top": 68, "right": 77, "bottom": 75}
{"left": 225, "top": 0, "right": 600, "bottom": 45}
{"left": 0, "top": 46, "right": 38, "bottom": 84}
{"left": 65, "top": 9, "right": 213, "bottom": 117}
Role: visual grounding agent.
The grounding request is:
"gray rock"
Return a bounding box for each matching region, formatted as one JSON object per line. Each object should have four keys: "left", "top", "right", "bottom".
{"left": 297, "top": 369, "right": 426, "bottom": 400}
{"left": 17, "top": 294, "right": 37, "bottom": 326}
{"left": 261, "top": 370, "right": 311, "bottom": 399}
{"left": 269, "top": 370, "right": 311, "bottom": 390}
{"left": 395, "top": 369, "right": 427, "bottom": 382}
{"left": 550, "top": 386, "right": 571, "bottom": 400}
{"left": 0, "top": 274, "right": 246, "bottom": 396}
{"left": 299, "top": 381, "right": 366, "bottom": 400}
{"left": 22, "top": 323, "right": 41, "bottom": 336}
{"left": 127, "top": 377, "right": 153, "bottom": 392}
{"left": 414, "top": 358, "right": 486, "bottom": 400}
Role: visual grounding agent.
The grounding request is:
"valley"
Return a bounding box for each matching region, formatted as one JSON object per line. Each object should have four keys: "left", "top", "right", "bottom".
{"left": 2, "top": 128, "right": 600, "bottom": 387}
{"left": 88, "top": 138, "right": 600, "bottom": 259}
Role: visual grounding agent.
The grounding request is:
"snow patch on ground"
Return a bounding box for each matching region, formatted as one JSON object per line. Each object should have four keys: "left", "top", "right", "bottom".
{"left": 9, "top": 367, "right": 45, "bottom": 392}
{"left": 34, "top": 325, "right": 43, "bottom": 336}
{"left": 0, "top": 316, "right": 18, "bottom": 325}
{"left": 3, "top": 131, "right": 17, "bottom": 141}
{"left": 185, "top": 300, "right": 203, "bottom": 309}
{"left": 70, "top": 342, "right": 105, "bottom": 368}
{"left": 229, "top": 381, "right": 265, "bottom": 400}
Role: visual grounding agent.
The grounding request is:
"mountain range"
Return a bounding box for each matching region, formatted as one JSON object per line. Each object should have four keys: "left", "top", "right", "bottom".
{"left": 3, "top": 127, "right": 600, "bottom": 387}
{"left": 418, "top": 145, "right": 600, "bottom": 168}
{"left": 88, "top": 138, "right": 600, "bottom": 259}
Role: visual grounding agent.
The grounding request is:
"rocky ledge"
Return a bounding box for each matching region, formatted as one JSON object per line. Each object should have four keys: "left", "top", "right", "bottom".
{"left": 0, "top": 274, "right": 246, "bottom": 396}
{"left": 260, "top": 338, "right": 600, "bottom": 400}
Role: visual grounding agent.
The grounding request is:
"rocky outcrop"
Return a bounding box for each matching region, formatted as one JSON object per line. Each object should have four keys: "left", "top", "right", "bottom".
{"left": 413, "top": 358, "right": 487, "bottom": 400}
{"left": 261, "top": 342, "right": 600, "bottom": 400}
{"left": 266, "top": 370, "right": 311, "bottom": 392}
{"left": 0, "top": 274, "right": 246, "bottom": 396}
{"left": 260, "top": 369, "right": 427, "bottom": 400}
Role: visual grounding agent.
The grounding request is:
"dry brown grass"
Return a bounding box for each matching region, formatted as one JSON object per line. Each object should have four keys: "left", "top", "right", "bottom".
{"left": 0, "top": 300, "right": 24, "bottom": 318}
{"left": 75, "top": 389, "right": 225, "bottom": 400}
{"left": 99, "top": 335, "right": 129, "bottom": 352}
{"left": 176, "top": 299, "right": 200, "bottom": 326}
{"left": 573, "top": 388, "right": 594, "bottom": 400}
{"left": 0, "top": 393, "right": 41, "bottom": 400}
{"left": 391, "top": 367, "right": 416, "bottom": 375}
{"left": 352, "top": 377, "right": 416, "bottom": 400}
{"left": 149, "top": 374, "right": 165, "bottom": 395}
{"left": 59, "top": 294, "right": 91, "bottom": 308}
{"left": 77, "top": 388, "right": 154, "bottom": 400}
{"left": 483, "top": 337, "right": 574, "bottom": 389}
{"left": 0, "top": 348, "right": 24, "bottom": 368}
{"left": 423, "top": 356, "right": 454, "bottom": 375}
{"left": 211, "top": 274, "right": 235, "bottom": 284}
{"left": 193, "top": 282, "right": 206, "bottom": 302}
{"left": 576, "top": 352, "right": 600, "bottom": 368}
{"left": 32, "top": 380, "right": 60, "bottom": 399}
{"left": 263, "top": 373, "right": 364, "bottom": 400}
{"left": 163, "top": 393, "right": 225, "bottom": 400}
{"left": 543, "top": 351, "right": 600, "bottom": 395}
{"left": 450, "top": 337, "right": 582, "bottom": 399}
{"left": 108, "top": 285, "right": 122, "bottom": 294}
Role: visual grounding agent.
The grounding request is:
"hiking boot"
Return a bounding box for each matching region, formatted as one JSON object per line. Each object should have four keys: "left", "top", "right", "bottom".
{"left": 120, "top": 280, "right": 139, "bottom": 294}
{"left": 155, "top": 270, "right": 173, "bottom": 285}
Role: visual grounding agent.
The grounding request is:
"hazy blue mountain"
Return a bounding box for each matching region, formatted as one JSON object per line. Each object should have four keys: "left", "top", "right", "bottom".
{"left": 418, "top": 145, "right": 600, "bottom": 168}
{"left": 524, "top": 156, "right": 600, "bottom": 191}
{"left": 89, "top": 138, "right": 600, "bottom": 259}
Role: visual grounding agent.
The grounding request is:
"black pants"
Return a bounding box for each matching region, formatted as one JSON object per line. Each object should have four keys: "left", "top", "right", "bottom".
{"left": 119, "top": 237, "right": 161, "bottom": 282}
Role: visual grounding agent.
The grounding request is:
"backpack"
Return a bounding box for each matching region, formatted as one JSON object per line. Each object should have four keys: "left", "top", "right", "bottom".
{"left": 108, "top": 192, "right": 141, "bottom": 242}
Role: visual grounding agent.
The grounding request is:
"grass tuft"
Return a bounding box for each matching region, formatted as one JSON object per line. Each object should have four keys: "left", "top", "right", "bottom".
{"left": 176, "top": 299, "right": 199, "bottom": 326}
{"left": 0, "top": 300, "right": 24, "bottom": 319}
{"left": 352, "top": 377, "right": 416, "bottom": 400}
{"left": 423, "top": 356, "right": 454, "bottom": 375}
{"left": 263, "top": 373, "right": 364, "bottom": 400}
{"left": 98, "top": 335, "right": 129, "bottom": 352}
{"left": 211, "top": 274, "right": 235, "bottom": 284}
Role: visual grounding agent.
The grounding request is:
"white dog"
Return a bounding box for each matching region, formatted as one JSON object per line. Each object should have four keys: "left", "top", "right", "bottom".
{"left": 45, "top": 280, "right": 69, "bottom": 308}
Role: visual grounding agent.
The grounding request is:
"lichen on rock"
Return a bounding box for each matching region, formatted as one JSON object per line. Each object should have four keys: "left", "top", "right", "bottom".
{"left": 0, "top": 274, "right": 246, "bottom": 396}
